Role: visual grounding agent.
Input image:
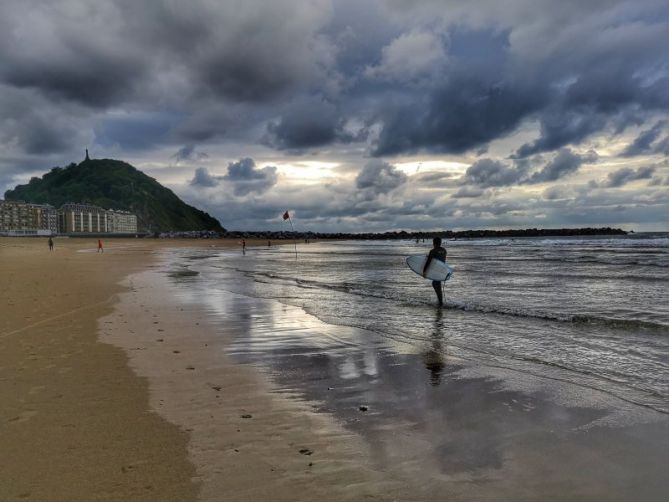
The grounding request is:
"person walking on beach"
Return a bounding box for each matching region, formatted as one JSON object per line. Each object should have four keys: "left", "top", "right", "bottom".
{"left": 48, "top": 237, "right": 54, "bottom": 251}
{"left": 242, "top": 238, "right": 246, "bottom": 255}
{"left": 423, "top": 237, "right": 447, "bottom": 306}
{"left": 97, "top": 239, "right": 104, "bottom": 253}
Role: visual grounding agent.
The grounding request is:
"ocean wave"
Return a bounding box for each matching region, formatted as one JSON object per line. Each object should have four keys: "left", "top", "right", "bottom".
{"left": 441, "top": 300, "right": 669, "bottom": 333}
{"left": 445, "top": 237, "right": 669, "bottom": 248}
{"left": 247, "top": 269, "right": 669, "bottom": 333}
{"left": 456, "top": 255, "right": 669, "bottom": 268}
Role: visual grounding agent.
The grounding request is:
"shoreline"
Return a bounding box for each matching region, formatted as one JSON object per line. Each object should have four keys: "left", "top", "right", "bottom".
{"left": 102, "top": 264, "right": 393, "bottom": 501}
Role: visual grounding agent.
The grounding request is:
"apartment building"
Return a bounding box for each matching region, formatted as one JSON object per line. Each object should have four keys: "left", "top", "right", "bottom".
{"left": 0, "top": 200, "right": 56, "bottom": 236}
{"left": 58, "top": 203, "right": 110, "bottom": 233}
{"left": 108, "top": 210, "right": 138, "bottom": 233}
{"left": 1, "top": 200, "right": 138, "bottom": 235}
{"left": 34, "top": 204, "right": 59, "bottom": 234}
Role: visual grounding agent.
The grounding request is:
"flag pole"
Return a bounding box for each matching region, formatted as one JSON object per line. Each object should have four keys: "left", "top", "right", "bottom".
{"left": 288, "top": 216, "right": 298, "bottom": 259}
{"left": 283, "top": 211, "right": 298, "bottom": 259}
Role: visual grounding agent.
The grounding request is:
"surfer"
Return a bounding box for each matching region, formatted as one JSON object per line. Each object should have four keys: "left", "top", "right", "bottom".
{"left": 423, "top": 237, "right": 447, "bottom": 306}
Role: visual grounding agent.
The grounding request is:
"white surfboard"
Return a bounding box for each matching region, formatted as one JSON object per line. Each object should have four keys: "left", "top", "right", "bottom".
{"left": 406, "top": 255, "right": 453, "bottom": 282}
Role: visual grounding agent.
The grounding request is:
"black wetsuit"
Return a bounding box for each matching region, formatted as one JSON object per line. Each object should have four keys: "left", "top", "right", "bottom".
{"left": 424, "top": 246, "right": 447, "bottom": 305}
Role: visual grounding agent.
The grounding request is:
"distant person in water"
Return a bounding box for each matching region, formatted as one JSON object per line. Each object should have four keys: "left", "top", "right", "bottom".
{"left": 423, "top": 237, "right": 447, "bottom": 306}
{"left": 97, "top": 239, "right": 103, "bottom": 253}
{"left": 48, "top": 237, "right": 54, "bottom": 251}
{"left": 242, "top": 239, "right": 246, "bottom": 254}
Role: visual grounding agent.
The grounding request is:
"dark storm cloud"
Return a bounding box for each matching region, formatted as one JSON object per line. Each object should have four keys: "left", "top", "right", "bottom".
{"left": 653, "top": 135, "right": 669, "bottom": 155}
{"left": 372, "top": 76, "right": 545, "bottom": 156}
{"left": 604, "top": 166, "right": 656, "bottom": 188}
{"left": 2, "top": 0, "right": 669, "bottom": 161}
{"left": 622, "top": 121, "right": 667, "bottom": 157}
{"left": 0, "top": 28, "right": 145, "bottom": 108}
{"left": 356, "top": 159, "right": 408, "bottom": 195}
{"left": 263, "top": 99, "right": 360, "bottom": 151}
{"left": 461, "top": 159, "right": 527, "bottom": 188}
{"left": 223, "top": 158, "right": 278, "bottom": 196}
{"left": 94, "top": 112, "right": 177, "bottom": 150}
{"left": 527, "top": 148, "right": 596, "bottom": 183}
{"left": 0, "top": 85, "right": 89, "bottom": 155}
{"left": 514, "top": 110, "right": 607, "bottom": 158}
{"left": 462, "top": 149, "right": 595, "bottom": 187}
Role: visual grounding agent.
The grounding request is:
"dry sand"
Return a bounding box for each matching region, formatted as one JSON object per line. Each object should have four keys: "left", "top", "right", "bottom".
{"left": 0, "top": 237, "right": 387, "bottom": 501}
{"left": 0, "top": 238, "right": 202, "bottom": 501}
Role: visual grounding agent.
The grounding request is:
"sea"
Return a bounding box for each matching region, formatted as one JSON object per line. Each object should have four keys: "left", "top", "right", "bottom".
{"left": 164, "top": 233, "right": 669, "bottom": 417}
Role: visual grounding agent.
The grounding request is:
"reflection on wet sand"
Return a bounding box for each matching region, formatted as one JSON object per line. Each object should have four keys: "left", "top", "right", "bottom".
{"left": 423, "top": 308, "right": 446, "bottom": 386}
{"left": 170, "top": 273, "right": 669, "bottom": 500}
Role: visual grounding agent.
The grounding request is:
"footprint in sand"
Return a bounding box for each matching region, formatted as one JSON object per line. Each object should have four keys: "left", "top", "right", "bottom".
{"left": 8, "top": 410, "right": 37, "bottom": 424}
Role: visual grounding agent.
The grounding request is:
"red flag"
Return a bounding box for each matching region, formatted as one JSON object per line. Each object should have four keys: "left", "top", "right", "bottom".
{"left": 283, "top": 211, "right": 290, "bottom": 220}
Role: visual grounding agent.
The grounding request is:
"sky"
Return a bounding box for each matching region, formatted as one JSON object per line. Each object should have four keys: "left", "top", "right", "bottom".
{"left": 1, "top": 0, "right": 668, "bottom": 232}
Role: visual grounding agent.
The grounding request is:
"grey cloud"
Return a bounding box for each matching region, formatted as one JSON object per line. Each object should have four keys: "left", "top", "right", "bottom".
{"left": 461, "top": 159, "right": 526, "bottom": 188}
{"left": 528, "top": 148, "right": 596, "bottom": 183}
{"left": 364, "top": 30, "right": 448, "bottom": 83}
{"left": 190, "top": 167, "right": 220, "bottom": 188}
{"left": 0, "top": 13, "right": 146, "bottom": 109}
{"left": 94, "top": 112, "right": 176, "bottom": 150}
{"left": 452, "top": 186, "right": 486, "bottom": 198}
{"left": 652, "top": 135, "right": 669, "bottom": 155}
{"left": 514, "top": 110, "right": 606, "bottom": 158}
{"left": 413, "top": 171, "right": 459, "bottom": 188}
{"left": 263, "top": 99, "right": 360, "bottom": 151}
{"left": 373, "top": 75, "right": 545, "bottom": 156}
{"left": 605, "top": 165, "right": 656, "bottom": 188}
{"left": 649, "top": 176, "right": 669, "bottom": 186}
{"left": 622, "top": 121, "right": 667, "bottom": 157}
{"left": 0, "top": 85, "right": 89, "bottom": 155}
{"left": 2, "top": 0, "right": 668, "bottom": 163}
{"left": 356, "top": 159, "right": 408, "bottom": 195}
{"left": 543, "top": 186, "right": 570, "bottom": 200}
{"left": 173, "top": 145, "right": 209, "bottom": 164}
{"left": 223, "top": 158, "right": 278, "bottom": 196}
{"left": 461, "top": 149, "right": 596, "bottom": 188}
{"left": 415, "top": 171, "right": 457, "bottom": 183}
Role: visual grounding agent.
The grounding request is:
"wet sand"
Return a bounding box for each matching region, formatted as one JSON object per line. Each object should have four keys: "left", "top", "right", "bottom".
{"left": 102, "top": 269, "right": 392, "bottom": 501}
{"left": 122, "top": 247, "right": 669, "bottom": 501}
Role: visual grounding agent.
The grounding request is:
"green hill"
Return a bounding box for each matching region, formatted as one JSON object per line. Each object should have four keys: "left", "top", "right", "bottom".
{"left": 4, "top": 158, "right": 224, "bottom": 232}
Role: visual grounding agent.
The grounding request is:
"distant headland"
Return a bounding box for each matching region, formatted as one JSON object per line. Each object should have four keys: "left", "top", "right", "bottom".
{"left": 162, "top": 227, "right": 627, "bottom": 240}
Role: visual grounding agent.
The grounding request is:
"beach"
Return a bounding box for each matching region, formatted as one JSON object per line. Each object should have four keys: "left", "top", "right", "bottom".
{"left": 0, "top": 238, "right": 387, "bottom": 501}
{"left": 2, "top": 236, "right": 669, "bottom": 500}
